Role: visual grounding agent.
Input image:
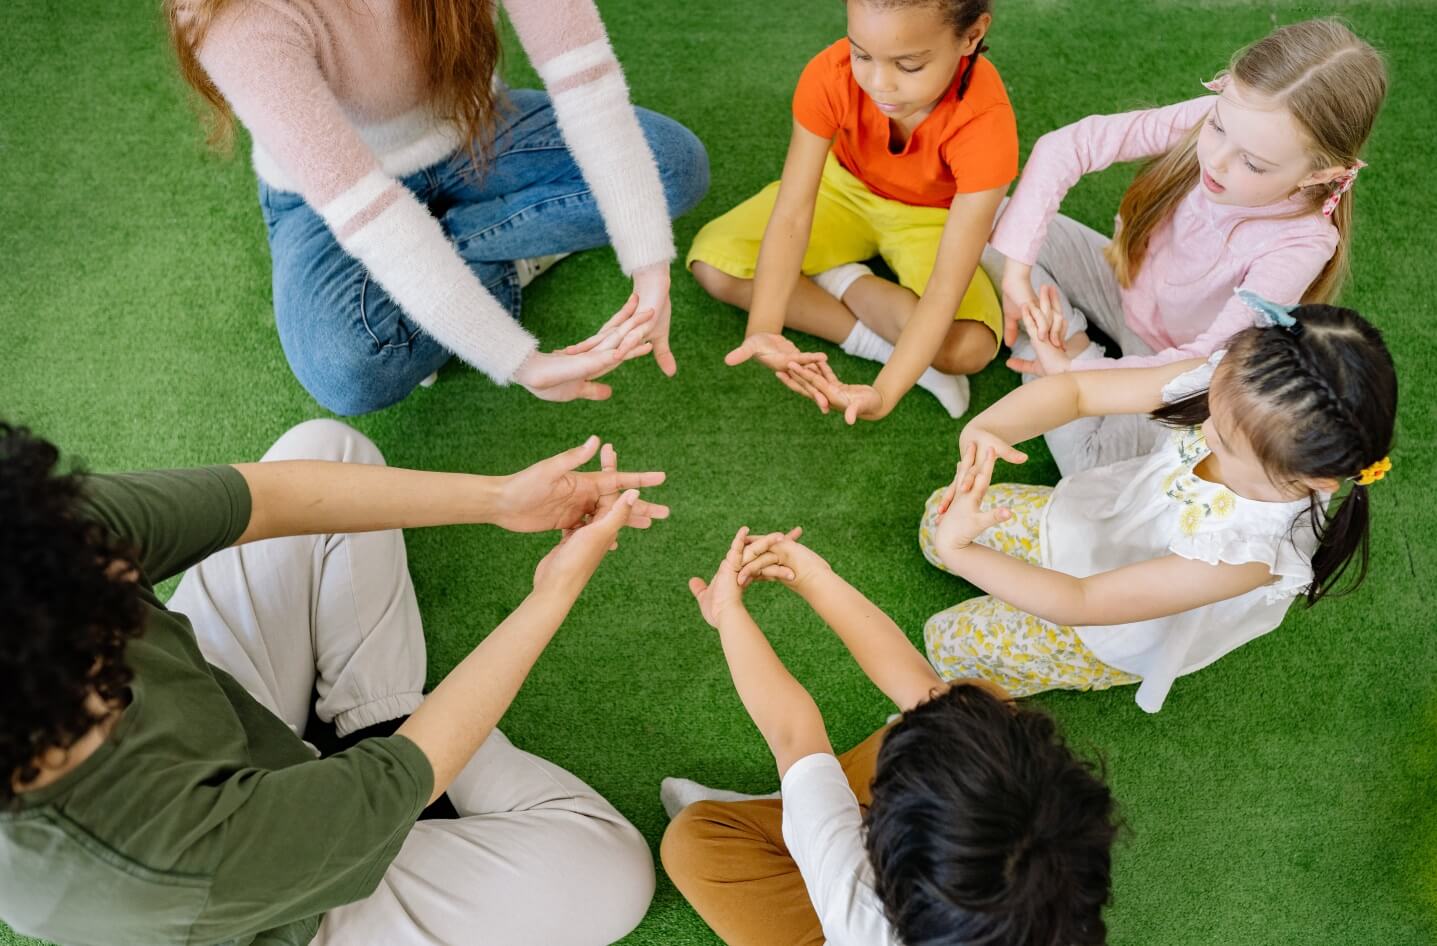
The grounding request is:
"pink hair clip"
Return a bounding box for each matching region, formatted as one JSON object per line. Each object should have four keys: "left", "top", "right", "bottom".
{"left": 1202, "top": 73, "right": 1230, "bottom": 93}
{"left": 1322, "top": 160, "right": 1367, "bottom": 217}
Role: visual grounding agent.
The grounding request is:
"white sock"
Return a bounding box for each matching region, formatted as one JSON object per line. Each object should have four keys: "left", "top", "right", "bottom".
{"left": 513, "top": 252, "right": 571, "bottom": 289}
{"left": 811, "top": 262, "right": 873, "bottom": 301}
{"left": 840, "top": 321, "right": 971, "bottom": 418}
{"left": 660, "top": 777, "right": 780, "bottom": 820}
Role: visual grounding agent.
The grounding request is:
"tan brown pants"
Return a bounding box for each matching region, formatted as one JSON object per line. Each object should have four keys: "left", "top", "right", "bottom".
{"left": 660, "top": 727, "right": 889, "bottom": 946}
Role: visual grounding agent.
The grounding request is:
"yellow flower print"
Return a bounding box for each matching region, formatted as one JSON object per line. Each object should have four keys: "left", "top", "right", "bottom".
{"left": 1210, "top": 489, "right": 1236, "bottom": 518}
{"left": 1180, "top": 504, "right": 1204, "bottom": 536}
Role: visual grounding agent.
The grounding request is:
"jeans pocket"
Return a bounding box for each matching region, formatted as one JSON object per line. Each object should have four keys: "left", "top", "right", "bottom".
{"left": 356, "top": 272, "right": 418, "bottom": 352}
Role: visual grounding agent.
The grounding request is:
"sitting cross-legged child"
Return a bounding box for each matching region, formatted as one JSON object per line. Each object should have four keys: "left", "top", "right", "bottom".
{"left": 661, "top": 526, "right": 1119, "bottom": 946}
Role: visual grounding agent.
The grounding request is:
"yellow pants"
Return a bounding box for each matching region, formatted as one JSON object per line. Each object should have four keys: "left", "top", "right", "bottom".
{"left": 917, "top": 484, "right": 1141, "bottom": 696}
{"left": 687, "top": 154, "right": 1003, "bottom": 348}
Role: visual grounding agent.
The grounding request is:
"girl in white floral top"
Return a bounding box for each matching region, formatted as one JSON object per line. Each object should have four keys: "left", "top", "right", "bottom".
{"left": 919, "top": 295, "right": 1396, "bottom": 712}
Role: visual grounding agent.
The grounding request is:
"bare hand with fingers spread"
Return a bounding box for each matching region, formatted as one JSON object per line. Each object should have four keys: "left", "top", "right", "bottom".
{"left": 786, "top": 361, "right": 886, "bottom": 425}
{"left": 935, "top": 442, "right": 1012, "bottom": 551}
{"left": 518, "top": 293, "right": 656, "bottom": 402}
{"left": 724, "top": 333, "right": 830, "bottom": 406}
{"left": 494, "top": 435, "right": 668, "bottom": 535}
{"left": 1005, "top": 284, "right": 1074, "bottom": 377}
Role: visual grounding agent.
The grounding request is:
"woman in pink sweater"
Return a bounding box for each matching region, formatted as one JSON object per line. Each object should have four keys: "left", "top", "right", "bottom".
{"left": 982, "top": 19, "right": 1385, "bottom": 475}
{"left": 169, "top": 0, "right": 708, "bottom": 415}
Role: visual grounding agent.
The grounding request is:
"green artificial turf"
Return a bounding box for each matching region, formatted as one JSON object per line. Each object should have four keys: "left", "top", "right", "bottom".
{"left": 2, "top": 1, "right": 1435, "bottom": 943}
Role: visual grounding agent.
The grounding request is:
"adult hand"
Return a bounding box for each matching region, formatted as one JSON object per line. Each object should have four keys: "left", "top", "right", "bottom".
{"left": 531, "top": 488, "right": 638, "bottom": 598}
{"left": 631, "top": 263, "right": 676, "bottom": 376}
{"left": 935, "top": 442, "right": 1011, "bottom": 550}
{"left": 1000, "top": 260, "right": 1039, "bottom": 347}
{"left": 519, "top": 294, "right": 655, "bottom": 401}
{"left": 735, "top": 527, "right": 832, "bottom": 591}
{"left": 787, "top": 361, "right": 886, "bottom": 425}
{"left": 724, "top": 333, "right": 829, "bottom": 405}
{"left": 688, "top": 526, "right": 755, "bottom": 629}
{"left": 1005, "top": 283, "right": 1071, "bottom": 375}
{"left": 494, "top": 436, "right": 668, "bottom": 534}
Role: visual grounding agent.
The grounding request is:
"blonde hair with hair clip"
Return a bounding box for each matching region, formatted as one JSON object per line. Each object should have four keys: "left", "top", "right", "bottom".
{"left": 1104, "top": 19, "right": 1387, "bottom": 304}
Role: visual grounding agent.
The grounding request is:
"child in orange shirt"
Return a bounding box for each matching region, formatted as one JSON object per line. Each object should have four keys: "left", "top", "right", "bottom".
{"left": 690, "top": 0, "right": 1018, "bottom": 421}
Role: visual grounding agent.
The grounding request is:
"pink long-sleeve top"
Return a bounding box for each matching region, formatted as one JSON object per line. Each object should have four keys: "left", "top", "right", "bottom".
{"left": 990, "top": 96, "right": 1339, "bottom": 371}
{"left": 190, "top": 0, "right": 676, "bottom": 384}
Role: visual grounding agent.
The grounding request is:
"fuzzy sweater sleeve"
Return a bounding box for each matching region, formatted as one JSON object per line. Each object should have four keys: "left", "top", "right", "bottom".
{"left": 194, "top": 1, "right": 537, "bottom": 384}
{"left": 991, "top": 96, "right": 1215, "bottom": 266}
{"left": 502, "top": 0, "right": 676, "bottom": 273}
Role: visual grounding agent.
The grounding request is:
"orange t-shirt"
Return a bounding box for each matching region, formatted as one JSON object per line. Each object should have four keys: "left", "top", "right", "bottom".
{"left": 792, "top": 39, "right": 1018, "bottom": 208}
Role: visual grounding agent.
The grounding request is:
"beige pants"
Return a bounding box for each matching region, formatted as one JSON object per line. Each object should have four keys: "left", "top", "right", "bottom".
{"left": 982, "top": 208, "right": 1167, "bottom": 476}
{"left": 170, "top": 419, "right": 654, "bottom": 946}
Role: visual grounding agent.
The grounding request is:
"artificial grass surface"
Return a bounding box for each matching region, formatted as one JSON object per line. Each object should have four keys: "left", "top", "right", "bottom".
{"left": 2, "top": 1, "right": 1434, "bottom": 943}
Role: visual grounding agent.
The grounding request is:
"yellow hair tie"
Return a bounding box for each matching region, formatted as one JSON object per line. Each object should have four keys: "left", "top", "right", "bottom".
{"left": 1355, "top": 456, "right": 1391, "bottom": 486}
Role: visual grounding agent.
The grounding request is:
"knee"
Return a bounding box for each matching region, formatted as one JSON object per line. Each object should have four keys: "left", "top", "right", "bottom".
{"left": 660, "top": 802, "right": 725, "bottom": 894}
{"left": 587, "top": 820, "right": 656, "bottom": 941}
{"left": 643, "top": 112, "right": 710, "bottom": 219}
{"left": 691, "top": 261, "right": 749, "bottom": 308}
{"left": 263, "top": 419, "right": 386, "bottom": 465}
{"left": 932, "top": 324, "right": 998, "bottom": 375}
{"left": 917, "top": 488, "right": 949, "bottom": 570}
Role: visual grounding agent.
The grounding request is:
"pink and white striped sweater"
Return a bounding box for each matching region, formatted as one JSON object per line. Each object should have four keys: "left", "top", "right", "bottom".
{"left": 193, "top": 0, "right": 676, "bottom": 384}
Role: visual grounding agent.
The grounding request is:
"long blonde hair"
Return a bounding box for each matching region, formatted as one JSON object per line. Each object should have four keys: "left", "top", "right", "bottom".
{"left": 166, "top": 0, "right": 503, "bottom": 164}
{"left": 1105, "top": 19, "right": 1387, "bottom": 303}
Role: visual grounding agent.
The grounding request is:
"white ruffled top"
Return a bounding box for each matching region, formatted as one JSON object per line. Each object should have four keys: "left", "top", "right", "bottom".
{"left": 1040, "top": 353, "right": 1320, "bottom": 713}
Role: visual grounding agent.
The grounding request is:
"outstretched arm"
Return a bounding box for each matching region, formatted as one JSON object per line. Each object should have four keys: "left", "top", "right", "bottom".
{"left": 691, "top": 528, "right": 832, "bottom": 776}
{"left": 737, "top": 531, "right": 946, "bottom": 712}
{"left": 234, "top": 436, "right": 667, "bottom": 545}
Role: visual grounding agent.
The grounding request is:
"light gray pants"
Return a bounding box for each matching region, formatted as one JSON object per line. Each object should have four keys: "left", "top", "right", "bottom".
{"left": 981, "top": 209, "right": 1166, "bottom": 476}
{"left": 170, "top": 419, "right": 654, "bottom": 946}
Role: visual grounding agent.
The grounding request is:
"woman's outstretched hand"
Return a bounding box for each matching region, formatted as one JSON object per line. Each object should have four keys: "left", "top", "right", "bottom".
{"left": 517, "top": 293, "right": 655, "bottom": 401}
{"left": 531, "top": 488, "right": 639, "bottom": 598}
{"left": 494, "top": 436, "right": 668, "bottom": 536}
{"left": 631, "top": 263, "right": 677, "bottom": 377}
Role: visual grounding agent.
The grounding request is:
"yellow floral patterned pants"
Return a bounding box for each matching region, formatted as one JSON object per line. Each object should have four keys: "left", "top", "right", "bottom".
{"left": 917, "top": 484, "right": 1141, "bottom": 697}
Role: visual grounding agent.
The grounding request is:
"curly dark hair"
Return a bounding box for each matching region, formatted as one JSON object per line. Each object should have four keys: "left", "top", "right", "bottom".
{"left": 1, "top": 422, "right": 145, "bottom": 805}
{"left": 865, "top": 684, "right": 1119, "bottom": 946}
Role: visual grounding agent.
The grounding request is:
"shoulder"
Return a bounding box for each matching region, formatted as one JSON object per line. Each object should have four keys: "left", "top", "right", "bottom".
{"left": 191, "top": 0, "right": 319, "bottom": 59}
{"left": 962, "top": 55, "right": 1013, "bottom": 111}
{"left": 800, "top": 38, "right": 853, "bottom": 86}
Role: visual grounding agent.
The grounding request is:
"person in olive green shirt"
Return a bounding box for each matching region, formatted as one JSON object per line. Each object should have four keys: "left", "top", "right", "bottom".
{"left": 0, "top": 418, "right": 669, "bottom": 946}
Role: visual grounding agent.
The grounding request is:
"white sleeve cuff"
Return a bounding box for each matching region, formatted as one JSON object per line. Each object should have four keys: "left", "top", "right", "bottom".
{"left": 545, "top": 70, "right": 676, "bottom": 274}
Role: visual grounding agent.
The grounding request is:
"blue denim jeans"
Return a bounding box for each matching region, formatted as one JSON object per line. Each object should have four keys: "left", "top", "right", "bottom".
{"left": 260, "top": 89, "right": 710, "bottom": 416}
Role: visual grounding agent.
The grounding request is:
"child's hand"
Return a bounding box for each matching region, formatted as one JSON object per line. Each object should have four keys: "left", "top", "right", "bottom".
{"left": 947, "top": 426, "right": 1026, "bottom": 513}
{"left": 1006, "top": 285, "right": 1073, "bottom": 376}
{"left": 999, "top": 260, "right": 1039, "bottom": 347}
{"left": 725, "top": 333, "right": 829, "bottom": 404}
{"left": 936, "top": 442, "right": 1011, "bottom": 550}
{"left": 786, "top": 362, "right": 886, "bottom": 424}
{"left": 688, "top": 526, "right": 756, "bottom": 629}
{"left": 736, "top": 527, "right": 832, "bottom": 590}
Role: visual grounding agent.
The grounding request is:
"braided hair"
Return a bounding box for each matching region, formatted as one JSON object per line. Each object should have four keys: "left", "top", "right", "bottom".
{"left": 860, "top": 0, "right": 992, "bottom": 99}
{"left": 1152, "top": 305, "right": 1397, "bottom": 604}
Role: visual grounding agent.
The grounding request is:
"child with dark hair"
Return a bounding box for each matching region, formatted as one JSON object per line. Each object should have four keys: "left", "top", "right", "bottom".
{"left": 663, "top": 527, "right": 1118, "bottom": 946}
{"left": 692, "top": 0, "right": 1018, "bottom": 422}
{"left": 0, "top": 419, "right": 669, "bottom": 946}
{"left": 920, "top": 292, "right": 1397, "bottom": 712}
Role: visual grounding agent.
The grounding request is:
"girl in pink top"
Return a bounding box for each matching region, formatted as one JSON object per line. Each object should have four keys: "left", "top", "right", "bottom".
{"left": 982, "top": 19, "right": 1385, "bottom": 475}
{"left": 167, "top": 0, "right": 708, "bottom": 415}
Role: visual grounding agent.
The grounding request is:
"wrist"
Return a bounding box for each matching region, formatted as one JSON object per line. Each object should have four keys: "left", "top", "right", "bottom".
{"left": 715, "top": 604, "right": 753, "bottom": 633}
{"left": 467, "top": 473, "right": 509, "bottom": 526}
